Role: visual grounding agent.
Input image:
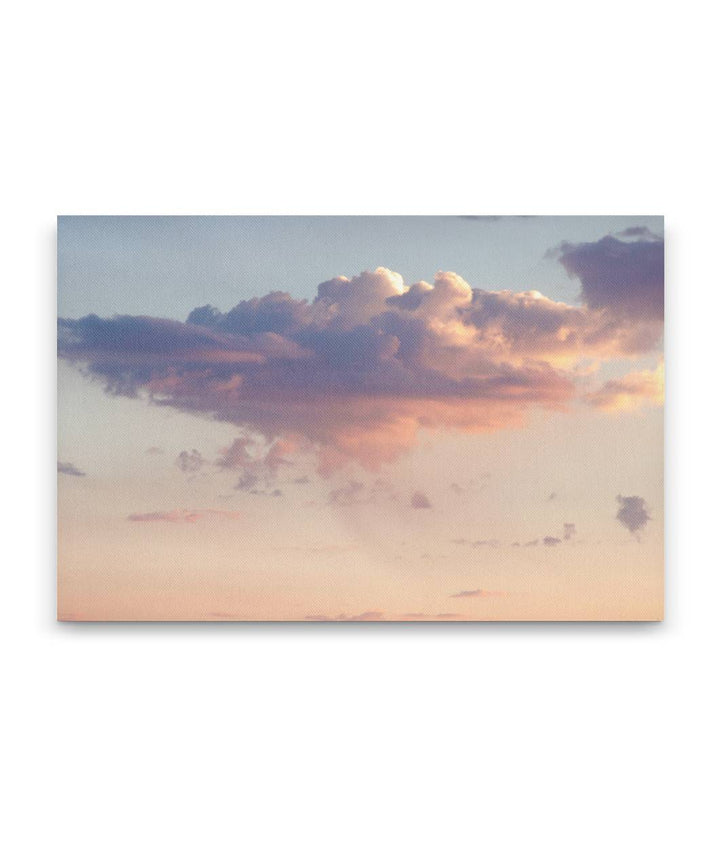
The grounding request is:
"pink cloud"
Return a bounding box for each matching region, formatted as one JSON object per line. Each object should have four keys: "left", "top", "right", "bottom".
{"left": 127, "top": 509, "right": 241, "bottom": 523}
{"left": 585, "top": 364, "right": 664, "bottom": 412}
{"left": 58, "top": 241, "right": 663, "bottom": 475}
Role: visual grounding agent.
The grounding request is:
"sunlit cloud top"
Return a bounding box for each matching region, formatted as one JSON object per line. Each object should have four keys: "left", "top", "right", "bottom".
{"left": 58, "top": 232, "right": 663, "bottom": 474}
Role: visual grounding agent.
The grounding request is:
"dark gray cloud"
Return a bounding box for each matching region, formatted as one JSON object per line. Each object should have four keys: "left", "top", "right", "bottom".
{"left": 616, "top": 494, "right": 651, "bottom": 533}
{"left": 58, "top": 461, "right": 85, "bottom": 477}
{"left": 556, "top": 234, "right": 664, "bottom": 322}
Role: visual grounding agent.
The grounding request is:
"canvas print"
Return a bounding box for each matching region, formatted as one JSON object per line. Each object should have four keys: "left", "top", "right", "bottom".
{"left": 57, "top": 216, "right": 664, "bottom": 621}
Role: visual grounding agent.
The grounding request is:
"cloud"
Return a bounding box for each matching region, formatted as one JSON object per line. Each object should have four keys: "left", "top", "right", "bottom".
{"left": 450, "top": 474, "right": 490, "bottom": 494}
{"left": 585, "top": 364, "right": 664, "bottom": 412}
{"left": 145, "top": 446, "right": 164, "bottom": 455}
{"left": 304, "top": 611, "right": 467, "bottom": 621}
{"left": 327, "top": 479, "right": 397, "bottom": 506}
{"left": 449, "top": 589, "right": 506, "bottom": 598}
{"left": 555, "top": 233, "right": 664, "bottom": 323}
{"left": 615, "top": 495, "right": 651, "bottom": 534}
{"left": 127, "top": 508, "right": 241, "bottom": 523}
{"left": 217, "top": 435, "right": 297, "bottom": 491}
{"left": 175, "top": 448, "right": 206, "bottom": 472}
{"left": 614, "top": 226, "right": 662, "bottom": 241}
{"left": 410, "top": 490, "right": 432, "bottom": 509}
{"left": 58, "top": 252, "right": 663, "bottom": 474}
{"left": 563, "top": 523, "right": 576, "bottom": 541}
{"left": 543, "top": 536, "right": 562, "bottom": 546}
{"left": 400, "top": 613, "right": 467, "bottom": 620}
{"left": 304, "top": 611, "right": 385, "bottom": 622}
{"left": 328, "top": 480, "right": 366, "bottom": 506}
{"left": 58, "top": 461, "right": 85, "bottom": 477}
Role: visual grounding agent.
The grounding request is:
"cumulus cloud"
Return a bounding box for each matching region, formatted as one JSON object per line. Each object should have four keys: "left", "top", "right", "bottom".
{"left": 543, "top": 536, "right": 562, "bottom": 546}
{"left": 410, "top": 491, "right": 432, "bottom": 509}
{"left": 563, "top": 523, "right": 576, "bottom": 541}
{"left": 127, "top": 509, "right": 241, "bottom": 523}
{"left": 585, "top": 364, "right": 664, "bottom": 412}
{"left": 58, "top": 461, "right": 85, "bottom": 476}
{"left": 58, "top": 246, "right": 663, "bottom": 474}
{"left": 615, "top": 495, "right": 651, "bottom": 534}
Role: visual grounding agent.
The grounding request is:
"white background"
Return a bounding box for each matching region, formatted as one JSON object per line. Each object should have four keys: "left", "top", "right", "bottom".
{"left": 2, "top": 1, "right": 718, "bottom": 854}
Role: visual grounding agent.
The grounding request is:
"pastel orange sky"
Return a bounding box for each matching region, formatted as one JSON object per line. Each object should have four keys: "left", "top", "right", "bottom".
{"left": 57, "top": 216, "right": 663, "bottom": 621}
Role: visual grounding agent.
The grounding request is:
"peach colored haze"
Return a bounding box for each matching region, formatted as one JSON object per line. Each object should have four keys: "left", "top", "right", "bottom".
{"left": 57, "top": 217, "right": 663, "bottom": 621}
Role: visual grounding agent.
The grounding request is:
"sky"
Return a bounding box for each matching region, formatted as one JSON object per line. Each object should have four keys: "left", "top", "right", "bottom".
{"left": 57, "top": 215, "right": 664, "bottom": 621}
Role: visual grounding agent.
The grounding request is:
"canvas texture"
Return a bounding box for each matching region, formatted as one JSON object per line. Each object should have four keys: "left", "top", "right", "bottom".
{"left": 57, "top": 216, "right": 664, "bottom": 621}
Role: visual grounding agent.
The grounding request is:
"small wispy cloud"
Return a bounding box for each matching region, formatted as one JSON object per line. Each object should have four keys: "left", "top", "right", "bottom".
{"left": 218, "top": 435, "right": 297, "bottom": 492}
{"left": 400, "top": 613, "right": 467, "bottom": 620}
{"left": 58, "top": 461, "right": 85, "bottom": 477}
{"left": 585, "top": 364, "right": 664, "bottom": 413}
{"left": 304, "top": 611, "right": 467, "bottom": 621}
{"left": 410, "top": 491, "right": 432, "bottom": 509}
{"left": 304, "top": 611, "right": 385, "bottom": 622}
{"left": 127, "top": 508, "right": 241, "bottom": 523}
{"left": 328, "top": 480, "right": 366, "bottom": 506}
{"left": 449, "top": 589, "right": 507, "bottom": 599}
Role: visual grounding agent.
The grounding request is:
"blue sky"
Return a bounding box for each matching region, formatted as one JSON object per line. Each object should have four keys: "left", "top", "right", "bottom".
{"left": 58, "top": 215, "right": 663, "bottom": 320}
